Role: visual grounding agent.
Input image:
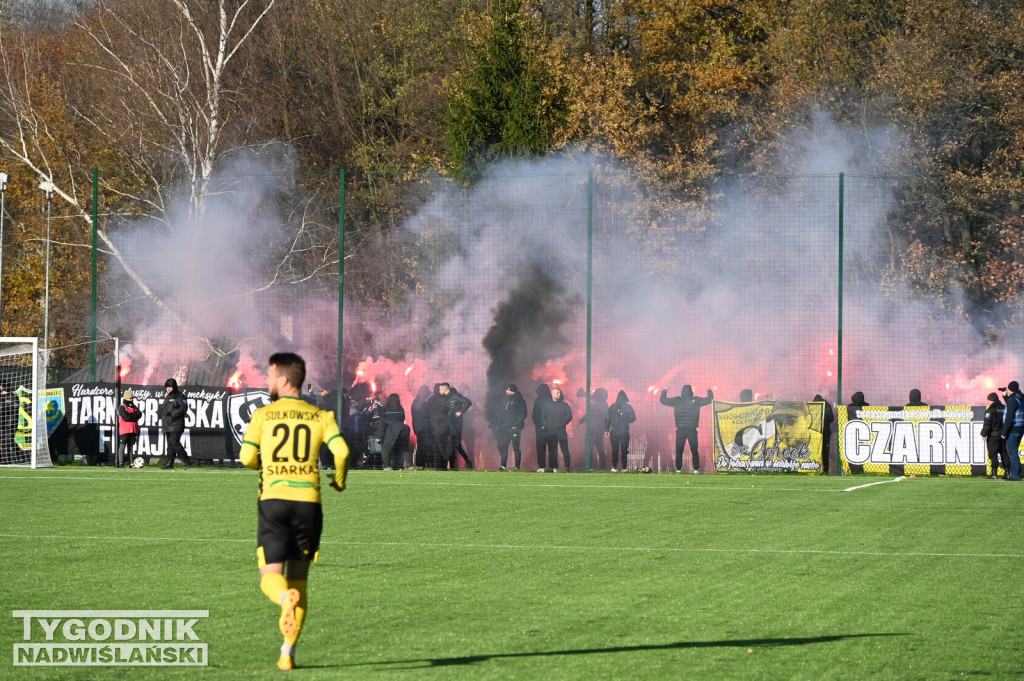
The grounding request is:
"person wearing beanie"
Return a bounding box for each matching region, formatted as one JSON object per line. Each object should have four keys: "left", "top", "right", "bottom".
{"left": 158, "top": 377, "right": 191, "bottom": 470}
{"left": 116, "top": 390, "right": 143, "bottom": 468}
{"left": 981, "top": 391, "right": 1008, "bottom": 479}
{"left": 496, "top": 384, "right": 527, "bottom": 471}
{"left": 999, "top": 381, "right": 1023, "bottom": 480}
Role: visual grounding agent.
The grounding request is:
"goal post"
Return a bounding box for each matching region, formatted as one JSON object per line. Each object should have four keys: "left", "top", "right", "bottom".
{"left": 0, "top": 337, "right": 53, "bottom": 468}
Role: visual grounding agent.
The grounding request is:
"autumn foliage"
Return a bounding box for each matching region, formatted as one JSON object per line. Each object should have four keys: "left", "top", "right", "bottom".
{"left": 1, "top": 0, "right": 1024, "bottom": 366}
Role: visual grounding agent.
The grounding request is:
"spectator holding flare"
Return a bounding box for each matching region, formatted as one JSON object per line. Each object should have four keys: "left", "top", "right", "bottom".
{"left": 240, "top": 352, "right": 350, "bottom": 671}
{"left": 660, "top": 385, "right": 713, "bottom": 473}
{"left": 981, "top": 391, "right": 1008, "bottom": 480}
{"left": 999, "top": 381, "right": 1023, "bottom": 481}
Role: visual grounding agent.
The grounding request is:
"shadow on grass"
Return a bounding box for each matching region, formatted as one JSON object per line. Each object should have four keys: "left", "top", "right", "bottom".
{"left": 339, "top": 633, "right": 906, "bottom": 669}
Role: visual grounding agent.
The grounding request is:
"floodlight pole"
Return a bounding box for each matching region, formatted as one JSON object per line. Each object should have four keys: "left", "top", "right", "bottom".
{"left": 0, "top": 171, "right": 8, "bottom": 324}
{"left": 39, "top": 181, "right": 54, "bottom": 360}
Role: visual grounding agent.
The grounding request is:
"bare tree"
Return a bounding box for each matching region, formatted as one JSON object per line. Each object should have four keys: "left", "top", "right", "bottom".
{"left": 74, "top": 0, "right": 277, "bottom": 220}
{"left": 0, "top": 0, "right": 278, "bottom": 352}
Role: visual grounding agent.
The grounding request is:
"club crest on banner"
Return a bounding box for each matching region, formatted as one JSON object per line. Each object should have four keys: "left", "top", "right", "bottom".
{"left": 227, "top": 390, "right": 272, "bottom": 444}
{"left": 42, "top": 389, "right": 65, "bottom": 437}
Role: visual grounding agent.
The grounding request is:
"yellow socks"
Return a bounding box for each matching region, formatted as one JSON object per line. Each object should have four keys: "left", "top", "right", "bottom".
{"left": 260, "top": 572, "right": 289, "bottom": 605}
{"left": 261, "top": 573, "right": 307, "bottom": 669}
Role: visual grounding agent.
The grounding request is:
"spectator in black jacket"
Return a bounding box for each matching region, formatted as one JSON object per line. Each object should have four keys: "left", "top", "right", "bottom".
{"left": 426, "top": 384, "right": 450, "bottom": 469}
{"left": 445, "top": 386, "right": 474, "bottom": 470}
{"left": 411, "top": 385, "right": 433, "bottom": 468}
{"left": 532, "top": 384, "right": 552, "bottom": 472}
{"left": 542, "top": 387, "right": 572, "bottom": 472}
{"left": 812, "top": 394, "right": 834, "bottom": 475}
{"left": 380, "top": 394, "right": 411, "bottom": 470}
{"left": 981, "top": 391, "right": 1008, "bottom": 480}
{"left": 660, "top": 385, "right": 713, "bottom": 473}
{"left": 999, "top": 381, "right": 1023, "bottom": 481}
{"left": 605, "top": 390, "right": 636, "bottom": 472}
{"left": 496, "top": 384, "right": 527, "bottom": 471}
{"left": 158, "top": 378, "right": 191, "bottom": 470}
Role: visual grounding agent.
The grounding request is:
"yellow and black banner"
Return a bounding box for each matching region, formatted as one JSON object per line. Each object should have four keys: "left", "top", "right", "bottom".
{"left": 713, "top": 400, "right": 826, "bottom": 474}
{"left": 838, "top": 405, "right": 1003, "bottom": 477}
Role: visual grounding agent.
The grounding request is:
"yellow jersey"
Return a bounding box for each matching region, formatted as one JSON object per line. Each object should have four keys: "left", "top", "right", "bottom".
{"left": 239, "top": 396, "right": 349, "bottom": 503}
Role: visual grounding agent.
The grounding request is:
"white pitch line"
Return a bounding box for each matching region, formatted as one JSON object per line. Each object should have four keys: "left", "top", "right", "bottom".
{"left": 0, "top": 533, "right": 1017, "bottom": 560}
{"left": 0, "top": 475, "right": 237, "bottom": 481}
{"left": 356, "top": 480, "right": 844, "bottom": 493}
{"left": 843, "top": 477, "right": 904, "bottom": 492}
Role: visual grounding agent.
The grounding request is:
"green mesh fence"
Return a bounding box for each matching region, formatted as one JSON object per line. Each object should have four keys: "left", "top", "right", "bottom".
{"left": 86, "top": 161, "right": 1018, "bottom": 474}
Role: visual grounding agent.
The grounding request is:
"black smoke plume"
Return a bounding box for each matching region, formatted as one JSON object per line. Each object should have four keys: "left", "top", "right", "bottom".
{"left": 482, "top": 263, "right": 579, "bottom": 433}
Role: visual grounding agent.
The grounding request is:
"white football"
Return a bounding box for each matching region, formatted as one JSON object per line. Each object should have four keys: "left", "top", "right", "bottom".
{"left": 132, "top": 457, "right": 146, "bottom": 469}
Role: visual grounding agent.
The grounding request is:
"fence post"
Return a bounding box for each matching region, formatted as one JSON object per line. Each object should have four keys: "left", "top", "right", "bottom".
{"left": 337, "top": 169, "right": 346, "bottom": 422}
{"left": 91, "top": 167, "right": 98, "bottom": 381}
{"left": 585, "top": 170, "right": 594, "bottom": 472}
{"left": 837, "top": 172, "right": 844, "bottom": 475}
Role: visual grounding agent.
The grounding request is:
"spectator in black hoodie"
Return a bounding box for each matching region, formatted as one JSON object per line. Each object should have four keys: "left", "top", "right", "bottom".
{"left": 411, "top": 386, "right": 433, "bottom": 468}
{"left": 660, "top": 385, "right": 713, "bottom": 473}
{"left": 158, "top": 378, "right": 191, "bottom": 470}
{"left": 906, "top": 389, "right": 927, "bottom": 407}
{"left": 380, "top": 394, "right": 411, "bottom": 470}
{"left": 426, "top": 383, "right": 450, "bottom": 469}
{"left": 850, "top": 392, "right": 869, "bottom": 408}
{"left": 605, "top": 390, "right": 636, "bottom": 472}
{"left": 577, "top": 387, "right": 609, "bottom": 471}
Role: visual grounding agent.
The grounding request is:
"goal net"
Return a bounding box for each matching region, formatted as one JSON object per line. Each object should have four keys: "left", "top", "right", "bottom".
{"left": 0, "top": 337, "right": 53, "bottom": 467}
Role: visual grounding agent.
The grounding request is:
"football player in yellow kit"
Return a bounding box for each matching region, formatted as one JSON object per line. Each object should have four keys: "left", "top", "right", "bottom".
{"left": 240, "top": 352, "right": 349, "bottom": 671}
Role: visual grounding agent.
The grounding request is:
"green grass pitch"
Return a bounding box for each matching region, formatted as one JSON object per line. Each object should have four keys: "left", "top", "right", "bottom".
{"left": 1, "top": 467, "right": 1020, "bottom": 680}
